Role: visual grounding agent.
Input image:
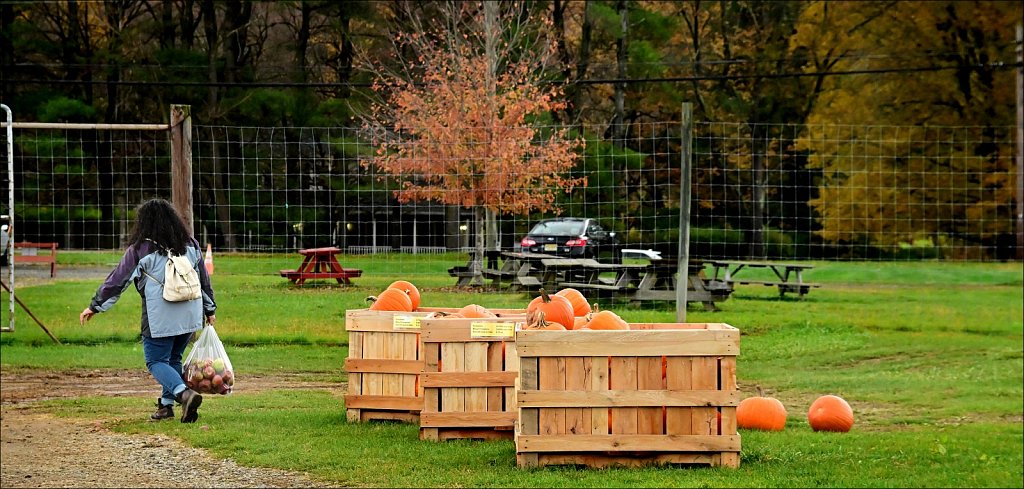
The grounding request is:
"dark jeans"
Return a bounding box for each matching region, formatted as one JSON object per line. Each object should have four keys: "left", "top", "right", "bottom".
{"left": 142, "top": 333, "right": 193, "bottom": 406}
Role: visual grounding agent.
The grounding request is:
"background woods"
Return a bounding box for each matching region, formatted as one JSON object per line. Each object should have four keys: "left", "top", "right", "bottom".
{"left": 1, "top": 0, "right": 1021, "bottom": 259}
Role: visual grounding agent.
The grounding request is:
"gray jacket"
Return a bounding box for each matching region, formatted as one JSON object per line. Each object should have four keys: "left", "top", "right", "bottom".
{"left": 89, "top": 238, "right": 216, "bottom": 338}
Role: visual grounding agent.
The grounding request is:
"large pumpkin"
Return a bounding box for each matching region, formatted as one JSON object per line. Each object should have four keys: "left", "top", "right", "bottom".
{"left": 808, "top": 394, "right": 854, "bottom": 432}
{"left": 581, "top": 310, "right": 629, "bottom": 330}
{"left": 524, "top": 310, "right": 567, "bottom": 330}
{"left": 458, "top": 304, "right": 497, "bottom": 319}
{"left": 387, "top": 280, "right": 421, "bottom": 310}
{"left": 736, "top": 386, "right": 787, "bottom": 431}
{"left": 367, "top": 287, "right": 413, "bottom": 312}
{"left": 555, "top": 288, "right": 592, "bottom": 317}
{"left": 526, "top": 289, "right": 574, "bottom": 331}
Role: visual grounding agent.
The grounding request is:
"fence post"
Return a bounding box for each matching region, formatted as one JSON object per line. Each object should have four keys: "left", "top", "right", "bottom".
{"left": 170, "top": 104, "right": 194, "bottom": 234}
{"left": 2, "top": 103, "right": 13, "bottom": 332}
{"left": 677, "top": 103, "right": 693, "bottom": 323}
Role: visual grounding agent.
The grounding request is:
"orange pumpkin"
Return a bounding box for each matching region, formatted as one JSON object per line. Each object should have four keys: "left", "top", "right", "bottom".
{"left": 458, "top": 304, "right": 497, "bottom": 319}
{"left": 555, "top": 288, "right": 592, "bottom": 317}
{"left": 387, "top": 280, "right": 421, "bottom": 310}
{"left": 426, "top": 311, "right": 463, "bottom": 319}
{"left": 808, "top": 395, "right": 854, "bottom": 432}
{"left": 524, "top": 310, "right": 567, "bottom": 330}
{"left": 736, "top": 386, "right": 787, "bottom": 431}
{"left": 572, "top": 315, "right": 591, "bottom": 330}
{"left": 526, "top": 289, "right": 574, "bottom": 331}
{"left": 367, "top": 288, "right": 413, "bottom": 312}
{"left": 584, "top": 310, "right": 629, "bottom": 330}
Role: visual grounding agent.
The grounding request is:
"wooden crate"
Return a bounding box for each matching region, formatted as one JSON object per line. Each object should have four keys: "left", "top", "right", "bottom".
{"left": 343, "top": 307, "right": 525, "bottom": 423}
{"left": 515, "top": 323, "right": 741, "bottom": 469}
{"left": 419, "top": 316, "right": 524, "bottom": 441}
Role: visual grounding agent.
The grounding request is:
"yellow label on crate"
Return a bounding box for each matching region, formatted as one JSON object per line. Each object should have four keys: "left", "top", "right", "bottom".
{"left": 470, "top": 321, "right": 515, "bottom": 338}
{"left": 392, "top": 315, "right": 421, "bottom": 330}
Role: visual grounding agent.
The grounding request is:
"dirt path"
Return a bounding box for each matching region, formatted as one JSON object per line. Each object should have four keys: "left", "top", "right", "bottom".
{"left": 1, "top": 369, "right": 344, "bottom": 488}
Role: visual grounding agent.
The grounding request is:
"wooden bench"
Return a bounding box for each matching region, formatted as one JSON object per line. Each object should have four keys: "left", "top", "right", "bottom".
{"left": 279, "top": 268, "right": 363, "bottom": 280}
{"left": 706, "top": 260, "right": 819, "bottom": 298}
{"left": 448, "top": 265, "right": 479, "bottom": 287}
{"left": 14, "top": 242, "right": 58, "bottom": 278}
{"left": 727, "top": 279, "right": 821, "bottom": 296}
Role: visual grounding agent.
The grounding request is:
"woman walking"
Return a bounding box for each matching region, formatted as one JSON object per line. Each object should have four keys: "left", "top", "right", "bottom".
{"left": 79, "top": 198, "right": 217, "bottom": 423}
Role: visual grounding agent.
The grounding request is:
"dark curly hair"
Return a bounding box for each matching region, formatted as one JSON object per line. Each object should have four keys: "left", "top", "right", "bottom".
{"left": 126, "top": 198, "right": 192, "bottom": 255}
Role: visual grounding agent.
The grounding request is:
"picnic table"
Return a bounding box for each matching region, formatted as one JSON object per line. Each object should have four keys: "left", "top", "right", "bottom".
{"left": 448, "top": 249, "right": 523, "bottom": 287}
{"left": 279, "top": 246, "right": 362, "bottom": 286}
{"left": 558, "top": 259, "right": 733, "bottom": 311}
{"left": 704, "top": 259, "right": 819, "bottom": 298}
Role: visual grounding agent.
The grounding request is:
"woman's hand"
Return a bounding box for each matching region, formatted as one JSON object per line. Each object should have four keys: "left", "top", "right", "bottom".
{"left": 206, "top": 314, "right": 216, "bottom": 326}
{"left": 79, "top": 308, "right": 95, "bottom": 325}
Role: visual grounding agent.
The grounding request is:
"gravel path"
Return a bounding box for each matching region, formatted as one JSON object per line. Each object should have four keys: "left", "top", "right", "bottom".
{"left": 1, "top": 369, "right": 344, "bottom": 488}
{"left": 2, "top": 264, "right": 345, "bottom": 487}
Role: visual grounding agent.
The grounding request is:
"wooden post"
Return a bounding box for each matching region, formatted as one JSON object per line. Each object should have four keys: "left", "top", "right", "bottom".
{"left": 677, "top": 103, "right": 693, "bottom": 322}
{"left": 170, "top": 105, "right": 194, "bottom": 235}
{"left": 2, "top": 103, "right": 13, "bottom": 333}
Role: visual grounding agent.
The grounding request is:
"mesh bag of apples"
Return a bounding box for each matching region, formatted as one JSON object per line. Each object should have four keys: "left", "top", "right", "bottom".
{"left": 182, "top": 325, "right": 235, "bottom": 395}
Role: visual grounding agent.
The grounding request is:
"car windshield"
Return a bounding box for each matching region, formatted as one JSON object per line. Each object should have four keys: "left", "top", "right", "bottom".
{"left": 530, "top": 220, "right": 585, "bottom": 236}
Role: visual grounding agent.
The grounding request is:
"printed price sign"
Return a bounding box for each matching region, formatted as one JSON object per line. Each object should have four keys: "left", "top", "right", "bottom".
{"left": 392, "top": 315, "right": 421, "bottom": 330}
{"left": 470, "top": 321, "right": 515, "bottom": 338}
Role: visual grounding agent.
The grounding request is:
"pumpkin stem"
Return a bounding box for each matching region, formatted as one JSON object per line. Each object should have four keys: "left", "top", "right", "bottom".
{"left": 539, "top": 288, "right": 551, "bottom": 303}
{"left": 366, "top": 295, "right": 378, "bottom": 304}
{"left": 755, "top": 384, "right": 764, "bottom": 397}
{"left": 525, "top": 309, "right": 548, "bottom": 330}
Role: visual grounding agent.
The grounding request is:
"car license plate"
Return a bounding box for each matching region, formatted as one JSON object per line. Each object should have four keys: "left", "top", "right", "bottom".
{"left": 544, "top": 243, "right": 557, "bottom": 252}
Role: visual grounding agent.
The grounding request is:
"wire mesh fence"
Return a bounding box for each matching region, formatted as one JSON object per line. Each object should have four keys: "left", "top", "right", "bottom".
{"left": 2, "top": 116, "right": 1019, "bottom": 262}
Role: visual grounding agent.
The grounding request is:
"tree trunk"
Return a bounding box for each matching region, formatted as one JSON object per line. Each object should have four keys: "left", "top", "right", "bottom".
{"left": 1, "top": 2, "right": 15, "bottom": 100}
{"left": 445, "top": 205, "right": 461, "bottom": 250}
{"left": 295, "top": 0, "right": 312, "bottom": 84}
{"left": 485, "top": 208, "right": 498, "bottom": 251}
{"left": 611, "top": 0, "right": 628, "bottom": 147}
{"left": 201, "top": 0, "right": 218, "bottom": 115}
{"left": 573, "top": 0, "right": 592, "bottom": 129}
{"left": 159, "top": 0, "right": 175, "bottom": 49}
{"left": 552, "top": 0, "right": 573, "bottom": 124}
{"left": 180, "top": 0, "right": 198, "bottom": 50}
{"left": 222, "top": 0, "right": 252, "bottom": 84}
{"left": 104, "top": 2, "right": 124, "bottom": 124}
{"left": 330, "top": 2, "right": 354, "bottom": 99}
{"left": 749, "top": 124, "right": 767, "bottom": 259}
{"left": 471, "top": 206, "right": 485, "bottom": 285}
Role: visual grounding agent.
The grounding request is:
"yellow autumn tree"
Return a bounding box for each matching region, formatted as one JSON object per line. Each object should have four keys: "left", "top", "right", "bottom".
{"left": 362, "top": 2, "right": 585, "bottom": 281}
{"left": 791, "top": 1, "right": 1020, "bottom": 253}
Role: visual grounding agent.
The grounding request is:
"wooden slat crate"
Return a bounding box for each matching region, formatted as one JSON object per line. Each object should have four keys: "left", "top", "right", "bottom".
{"left": 515, "top": 323, "right": 741, "bottom": 469}
{"left": 419, "top": 316, "right": 524, "bottom": 441}
{"left": 343, "top": 307, "right": 524, "bottom": 423}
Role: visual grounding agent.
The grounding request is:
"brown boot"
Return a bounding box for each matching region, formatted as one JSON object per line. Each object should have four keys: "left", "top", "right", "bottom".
{"left": 176, "top": 389, "right": 203, "bottom": 424}
{"left": 150, "top": 400, "right": 174, "bottom": 421}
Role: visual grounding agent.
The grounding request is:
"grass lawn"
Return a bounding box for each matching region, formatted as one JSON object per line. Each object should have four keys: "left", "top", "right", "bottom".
{"left": 2, "top": 253, "right": 1022, "bottom": 487}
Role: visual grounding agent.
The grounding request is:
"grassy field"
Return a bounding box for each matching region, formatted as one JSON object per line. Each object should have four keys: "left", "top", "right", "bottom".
{"left": 2, "top": 252, "right": 1022, "bottom": 487}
